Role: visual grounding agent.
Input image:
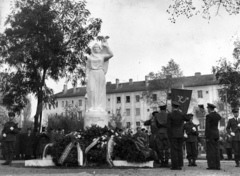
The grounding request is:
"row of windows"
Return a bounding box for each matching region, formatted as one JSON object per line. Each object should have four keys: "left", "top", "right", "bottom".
{"left": 114, "top": 94, "right": 157, "bottom": 104}
{"left": 126, "top": 121, "right": 141, "bottom": 128}
{"left": 108, "top": 108, "right": 142, "bottom": 116}
{"left": 61, "top": 100, "right": 83, "bottom": 107}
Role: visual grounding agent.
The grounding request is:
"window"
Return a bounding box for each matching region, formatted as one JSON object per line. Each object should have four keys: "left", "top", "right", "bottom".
{"left": 108, "top": 98, "right": 110, "bottom": 101}
{"left": 197, "top": 90, "right": 203, "bottom": 98}
{"left": 152, "top": 94, "right": 157, "bottom": 101}
{"left": 56, "top": 101, "right": 58, "bottom": 108}
{"left": 62, "top": 101, "right": 64, "bottom": 107}
{"left": 79, "top": 100, "right": 82, "bottom": 106}
{"left": 116, "top": 108, "right": 121, "bottom": 114}
{"left": 72, "top": 100, "right": 74, "bottom": 105}
{"left": 66, "top": 101, "right": 68, "bottom": 107}
{"left": 135, "top": 95, "right": 140, "bottom": 102}
{"left": 136, "top": 121, "right": 140, "bottom": 127}
{"left": 49, "top": 104, "right": 51, "bottom": 110}
{"left": 135, "top": 108, "right": 140, "bottom": 116}
{"left": 78, "top": 111, "right": 82, "bottom": 119}
{"left": 199, "top": 119, "right": 205, "bottom": 130}
{"left": 147, "top": 109, "right": 150, "bottom": 112}
{"left": 126, "top": 109, "right": 130, "bottom": 116}
{"left": 126, "top": 122, "right": 131, "bottom": 128}
{"left": 117, "top": 97, "right": 121, "bottom": 103}
{"left": 206, "top": 91, "right": 209, "bottom": 94}
{"left": 126, "top": 96, "right": 130, "bottom": 103}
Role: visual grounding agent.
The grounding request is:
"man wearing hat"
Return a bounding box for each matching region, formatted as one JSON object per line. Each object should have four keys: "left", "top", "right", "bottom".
{"left": 226, "top": 107, "right": 240, "bottom": 167}
{"left": 205, "top": 103, "right": 222, "bottom": 170}
{"left": 183, "top": 113, "right": 199, "bottom": 167}
{"left": 1, "top": 112, "right": 18, "bottom": 165}
{"left": 167, "top": 101, "right": 190, "bottom": 170}
{"left": 155, "top": 105, "right": 170, "bottom": 167}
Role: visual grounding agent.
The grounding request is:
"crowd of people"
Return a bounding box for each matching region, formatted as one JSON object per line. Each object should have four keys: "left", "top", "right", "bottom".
{"left": 1, "top": 100, "right": 240, "bottom": 170}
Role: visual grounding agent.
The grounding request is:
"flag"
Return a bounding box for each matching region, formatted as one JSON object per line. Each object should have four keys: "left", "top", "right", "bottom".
{"left": 171, "top": 89, "right": 192, "bottom": 114}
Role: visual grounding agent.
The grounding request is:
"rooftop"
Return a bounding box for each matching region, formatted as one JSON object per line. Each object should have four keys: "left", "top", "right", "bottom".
{"left": 55, "top": 74, "right": 218, "bottom": 98}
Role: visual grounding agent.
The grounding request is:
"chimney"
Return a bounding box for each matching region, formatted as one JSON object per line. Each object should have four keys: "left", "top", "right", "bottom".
{"left": 129, "top": 79, "right": 133, "bottom": 85}
{"left": 116, "top": 79, "right": 119, "bottom": 89}
{"left": 145, "top": 76, "right": 149, "bottom": 86}
{"left": 195, "top": 72, "right": 201, "bottom": 76}
{"left": 73, "top": 85, "right": 77, "bottom": 93}
{"left": 63, "top": 84, "right": 67, "bottom": 94}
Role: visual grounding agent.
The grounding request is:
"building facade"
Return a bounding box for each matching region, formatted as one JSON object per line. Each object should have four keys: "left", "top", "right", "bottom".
{"left": 43, "top": 73, "right": 227, "bottom": 131}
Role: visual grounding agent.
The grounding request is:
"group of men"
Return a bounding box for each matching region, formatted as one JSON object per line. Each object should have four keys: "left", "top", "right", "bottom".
{"left": 142, "top": 101, "right": 237, "bottom": 170}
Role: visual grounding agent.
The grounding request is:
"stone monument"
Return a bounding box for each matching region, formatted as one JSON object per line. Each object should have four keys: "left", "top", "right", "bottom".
{"left": 84, "top": 36, "right": 113, "bottom": 128}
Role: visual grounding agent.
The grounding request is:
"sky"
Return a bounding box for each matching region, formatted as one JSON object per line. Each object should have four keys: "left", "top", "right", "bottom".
{"left": 1, "top": 0, "right": 240, "bottom": 115}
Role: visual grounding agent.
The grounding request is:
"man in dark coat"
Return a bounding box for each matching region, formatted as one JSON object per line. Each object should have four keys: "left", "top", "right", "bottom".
{"left": 183, "top": 113, "right": 199, "bottom": 166}
{"left": 1, "top": 112, "right": 19, "bottom": 165}
{"left": 143, "top": 111, "right": 160, "bottom": 163}
{"left": 226, "top": 108, "right": 240, "bottom": 166}
{"left": 167, "top": 101, "right": 189, "bottom": 170}
{"left": 205, "top": 103, "right": 222, "bottom": 170}
{"left": 224, "top": 134, "right": 233, "bottom": 160}
{"left": 23, "top": 128, "right": 34, "bottom": 160}
{"left": 155, "top": 105, "right": 170, "bottom": 167}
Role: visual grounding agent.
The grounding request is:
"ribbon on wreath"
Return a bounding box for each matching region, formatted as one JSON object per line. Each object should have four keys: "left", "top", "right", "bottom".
{"left": 58, "top": 141, "right": 83, "bottom": 166}
{"left": 106, "top": 135, "right": 114, "bottom": 167}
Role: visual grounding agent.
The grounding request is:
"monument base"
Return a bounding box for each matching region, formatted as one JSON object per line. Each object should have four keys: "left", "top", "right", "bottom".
{"left": 84, "top": 111, "right": 108, "bottom": 128}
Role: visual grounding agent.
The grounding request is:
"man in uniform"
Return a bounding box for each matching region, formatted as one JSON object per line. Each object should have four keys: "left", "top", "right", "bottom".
{"left": 167, "top": 101, "right": 189, "bottom": 170}
{"left": 1, "top": 112, "right": 18, "bottom": 165}
{"left": 155, "top": 105, "right": 170, "bottom": 167}
{"left": 205, "top": 103, "right": 222, "bottom": 170}
{"left": 143, "top": 111, "right": 160, "bottom": 164}
{"left": 226, "top": 108, "right": 240, "bottom": 167}
{"left": 183, "top": 113, "right": 199, "bottom": 166}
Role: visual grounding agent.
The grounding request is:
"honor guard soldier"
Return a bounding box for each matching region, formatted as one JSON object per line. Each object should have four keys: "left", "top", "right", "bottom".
{"left": 205, "top": 103, "right": 222, "bottom": 170}
{"left": 226, "top": 108, "right": 240, "bottom": 167}
{"left": 155, "top": 105, "right": 170, "bottom": 167}
{"left": 183, "top": 113, "right": 199, "bottom": 166}
{"left": 1, "top": 112, "right": 19, "bottom": 165}
{"left": 167, "top": 101, "right": 190, "bottom": 170}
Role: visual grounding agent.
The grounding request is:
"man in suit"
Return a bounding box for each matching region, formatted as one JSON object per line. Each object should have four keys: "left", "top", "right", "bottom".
{"left": 226, "top": 108, "right": 240, "bottom": 167}
{"left": 205, "top": 103, "right": 222, "bottom": 170}
{"left": 183, "top": 113, "right": 199, "bottom": 167}
{"left": 167, "top": 101, "right": 189, "bottom": 170}
{"left": 24, "top": 128, "right": 34, "bottom": 160}
{"left": 1, "top": 112, "right": 19, "bottom": 165}
{"left": 155, "top": 105, "right": 170, "bottom": 167}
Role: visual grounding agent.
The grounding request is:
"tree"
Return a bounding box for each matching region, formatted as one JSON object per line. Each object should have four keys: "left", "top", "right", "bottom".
{"left": 0, "top": 105, "right": 9, "bottom": 133}
{"left": 212, "top": 39, "right": 240, "bottom": 108}
{"left": 142, "top": 59, "right": 183, "bottom": 107}
{"left": 21, "top": 96, "right": 34, "bottom": 132}
{"left": 0, "top": 0, "right": 102, "bottom": 131}
{"left": 167, "top": 0, "right": 240, "bottom": 23}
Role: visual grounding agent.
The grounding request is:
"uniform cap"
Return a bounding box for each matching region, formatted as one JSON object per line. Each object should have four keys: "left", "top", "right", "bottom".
{"left": 198, "top": 104, "right": 204, "bottom": 109}
{"left": 232, "top": 108, "right": 239, "bottom": 113}
{"left": 172, "top": 101, "right": 180, "bottom": 107}
{"left": 207, "top": 103, "right": 216, "bottom": 109}
{"left": 159, "top": 105, "right": 167, "bottom": 110}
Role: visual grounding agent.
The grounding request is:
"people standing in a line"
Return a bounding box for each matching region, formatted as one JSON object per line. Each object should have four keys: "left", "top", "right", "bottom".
{"left": 167, "top": 101, "right": 190, "bottom": 170}
{"left": 226, "top": 108, "right": 240, "bottom": 167}
{"left": 23, "top": 128, "right": 34, "bottom": 160}
{"left": 155, "top": 105, "right": 170, "bottom": 167}
{"left": 205, "top": 103, "right": 222, "bottom": 170}
{"left": 224, "top": 134, "right": 233, "bottom": 160}
{"left": 183, "top": 114, "right": 199, "bottom": 167}
{"left": 1, "top": 112, "right": 19, "bottom": 165}
{"left": 143, "top": 111, "right": 161, "bottom": 164}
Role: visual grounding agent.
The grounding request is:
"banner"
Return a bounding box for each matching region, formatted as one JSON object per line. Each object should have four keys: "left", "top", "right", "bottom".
{"left": 171, "top": 89, "right": 192, "bottom": 114}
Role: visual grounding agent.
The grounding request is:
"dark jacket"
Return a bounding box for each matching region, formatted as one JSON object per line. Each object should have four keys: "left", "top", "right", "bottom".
{"left": 183, "top": 121, "right": 199, "bottom": 142}
{"left": 23, "top": 133, "right": 34, "bottom": 155}
{"left": 167, "top": 110, "right": 189, "bottom": 138}
{"left": 226, "top": 117, "right": 240, "bottom": 141}
{"left": 155, "top": 111, "right": 168, "bottom": 134}
{"left": 205, "top": 111, "right": 221, "bottom": 140}
{"left": 2, "top": 121, "right": 18, "bottom": 142}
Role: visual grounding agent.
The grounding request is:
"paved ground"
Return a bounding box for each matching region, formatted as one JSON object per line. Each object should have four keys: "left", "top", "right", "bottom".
{"left": 0, "top": 159, "right": 239, "bottom": 176}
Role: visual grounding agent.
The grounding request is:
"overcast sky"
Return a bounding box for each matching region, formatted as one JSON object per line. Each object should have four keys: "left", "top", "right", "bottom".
{"left": 1, "top": 0, "right": 240, "bottom": 114}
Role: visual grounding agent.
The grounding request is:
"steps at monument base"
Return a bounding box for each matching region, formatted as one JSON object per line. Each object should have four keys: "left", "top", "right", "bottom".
{"left": 113, "top": 160, "right": 154, "bottom": 167}
{"left": 25, "top": 156, "right": 55, "bottom": 167}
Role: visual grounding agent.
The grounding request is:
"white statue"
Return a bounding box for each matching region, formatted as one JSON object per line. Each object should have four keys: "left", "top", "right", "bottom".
{"left": 86, "top": 37, "right": 113, "bottom": 112}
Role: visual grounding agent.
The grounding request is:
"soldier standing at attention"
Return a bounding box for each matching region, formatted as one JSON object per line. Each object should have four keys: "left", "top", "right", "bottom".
{"left": 1, "top": 112, "right": 18, "bottom": 165}
{"left": 205, "top": 103, "right": 222, "bottom": 170}
{"left": 155, "top": 105, "right": 170, "bottom": 167}
{"left": 167, "top": 101, "right": 189, "bottom": 170}
{"left": 226, "top": 108, "right": 240, "bottom": 167}
{"left": 183, "top": 113, "right": 199, "bottom": 167}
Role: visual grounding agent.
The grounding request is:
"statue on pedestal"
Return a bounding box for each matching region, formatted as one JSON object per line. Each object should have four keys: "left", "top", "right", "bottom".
{"left": 84, "top": 36, "right": 113, "bottom": 127}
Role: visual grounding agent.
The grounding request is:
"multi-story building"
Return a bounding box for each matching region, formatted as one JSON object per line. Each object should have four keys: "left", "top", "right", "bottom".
{"left": 43, "top": 72, "right": 227, "bottom": 133}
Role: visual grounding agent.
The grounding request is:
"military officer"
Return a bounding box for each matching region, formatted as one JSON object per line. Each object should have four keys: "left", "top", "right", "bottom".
{"left": 205, "top": 103, "right": 222, "bottom": 170}
{"left": 155, "top": 105, "right": 170, "bottom": 167}
{"left": 183, "top": 113, "right": 199, "bottom": 166}
{"left": 226, "top": 108, "right": 240, "bottom": 167}
{"left": 167, "top": 101, "right": 189, "bottom": 170}
{"left": 1, "top": 112, "right": 18, "bottom": 165}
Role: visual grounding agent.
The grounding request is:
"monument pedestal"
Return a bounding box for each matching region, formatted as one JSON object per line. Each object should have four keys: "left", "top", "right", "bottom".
{"left": 84, "top": 111, "right": 108, "bottom": 128}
